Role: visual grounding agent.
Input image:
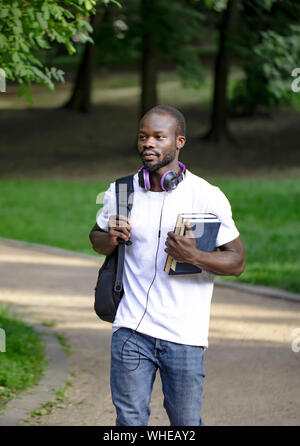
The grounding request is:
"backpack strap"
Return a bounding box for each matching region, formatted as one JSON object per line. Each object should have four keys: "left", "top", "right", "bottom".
{"left": 115, "top": 174, "right": 134, "bottom": 220}
{"left": 114, "top": 175, "right": 134, "bottom": 293}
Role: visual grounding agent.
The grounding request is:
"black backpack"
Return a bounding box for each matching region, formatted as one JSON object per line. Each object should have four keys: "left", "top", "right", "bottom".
{"left": 94, "top": 175, "right": 134, "bottom": 322}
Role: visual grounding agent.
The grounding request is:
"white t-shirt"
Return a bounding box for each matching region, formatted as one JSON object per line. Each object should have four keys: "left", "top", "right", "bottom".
{"left": 96, "top": 169, "right": 239, "bottom": 347}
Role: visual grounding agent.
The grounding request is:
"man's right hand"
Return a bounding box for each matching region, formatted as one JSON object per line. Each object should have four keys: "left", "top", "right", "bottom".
{"left": 108, "top": 215, "right": 131, "bottom": 245}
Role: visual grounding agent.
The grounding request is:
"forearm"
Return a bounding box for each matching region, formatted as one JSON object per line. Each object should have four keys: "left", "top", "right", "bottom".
{"left": 89, "top": 230, "right": 117, "bottom": 256}
{"left": 190, "top": 249, "right": 245, "bottom": 277}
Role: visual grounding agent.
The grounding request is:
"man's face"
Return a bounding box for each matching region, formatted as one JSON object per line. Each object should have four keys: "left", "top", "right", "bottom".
{"left": 138, "top": 112, "right": 182, "bottom": 172}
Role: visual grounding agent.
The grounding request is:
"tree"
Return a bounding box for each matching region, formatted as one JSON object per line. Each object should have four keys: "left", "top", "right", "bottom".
{"left": 0, "top": 0, "right": 111, "bottom": 103}
{"left": 201, "top": 0, "right": 300, "bottom": 142}
{"left": 202, "top": 0, "right": 240, "bottom": 143}
{"left": 63, "top": 0, "right": 205, "bottom": 116}
{"left": 140, "top": 0, "right": 159, "bottom": 115}
{"left": 230, "top": 0, "right": 300, "bottom": 116}
{"left": 63, "top": 0, "right": 123, "bottom": 112}
{"left": 62, "top": 8, "right": 106, "bottom": 112}
{"left": 129, "top": 0, "right": 206, "bottom": 117}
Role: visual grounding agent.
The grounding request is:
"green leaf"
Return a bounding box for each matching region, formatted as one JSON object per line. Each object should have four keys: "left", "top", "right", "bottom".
{"left": 0, "top": 7, "right": 8, "bottom": 18}
{"left": 0, "top": 0, "right": 113, "bottom": 103}
{"left": 84, "top": 0, "right": 94, "bottom": 11}
{"left": 77, "top": 19, "right": 93, "bottom": 33}
{"left": 0, "top": 34, "right": 8, "bottom": 48}
{"left": 36, "top": 12, "right": 47, "bottom": 29}
{"left": 41, "top": 3, "right": 50, "bottom": 21}
{"left": 36, "top": 35, "right": 51, "bottom": 49}
{"left": 17, "top": 83, "right": 34, "bottom": 105}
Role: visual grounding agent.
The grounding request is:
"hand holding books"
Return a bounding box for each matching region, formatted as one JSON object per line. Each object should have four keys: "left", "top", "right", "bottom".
{"left": 164, "top": 213, "right": 221, "bottom": 275}
{"left": 164, "top": 220, "right": 197, "bottom": 265}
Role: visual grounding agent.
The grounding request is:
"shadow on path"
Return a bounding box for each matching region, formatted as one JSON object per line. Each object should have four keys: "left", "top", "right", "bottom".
{"left": 0, "top": 239, "right": 299, "bottom": 426}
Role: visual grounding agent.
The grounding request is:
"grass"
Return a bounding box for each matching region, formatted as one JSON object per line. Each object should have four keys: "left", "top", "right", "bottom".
{"left": 27, "top": 380, "right": 73, "bottom": 419}
{"left": 0, "top": 305, "right": 47, "bottom": 411}
{"left": 54, "top": 333, "right": 71, "bottom": 356}
{"left": 0, "top": 178, "right": 108, "bottom": 256}
{"left": 214, "top": 176, "right": 300, "bottom": 293}
{"left": 1, "top": 175, "right": 300, "bottom": 293}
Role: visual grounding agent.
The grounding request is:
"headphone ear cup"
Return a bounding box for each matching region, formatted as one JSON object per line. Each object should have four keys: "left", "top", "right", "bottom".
{"left": 138, "top": 162, "right": 186, "bottom": 192}
{"left": 143, "top": 169, "right": 151, "bottom": 190}
{"left": 162, "top": 171, "right": 178, "bottom": 192}
{"left": 138, "top": 168, "right": 151, "bottom": 190}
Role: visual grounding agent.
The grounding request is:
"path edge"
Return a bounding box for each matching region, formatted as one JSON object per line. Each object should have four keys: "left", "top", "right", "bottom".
{"left": 215, "top": 279, "right": 300, "bottom": 303}
{"left": 0, "top": 311, "right": 70, "bottom": 426}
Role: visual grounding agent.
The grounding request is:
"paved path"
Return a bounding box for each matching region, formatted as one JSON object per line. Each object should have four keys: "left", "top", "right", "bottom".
{"left": 0, "top": 239, "right": 299, "bottom": 426}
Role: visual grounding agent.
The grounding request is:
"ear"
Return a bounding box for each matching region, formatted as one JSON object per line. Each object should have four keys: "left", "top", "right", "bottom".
{"left": 176, "top": 135, "right": 186, "bottom": 149}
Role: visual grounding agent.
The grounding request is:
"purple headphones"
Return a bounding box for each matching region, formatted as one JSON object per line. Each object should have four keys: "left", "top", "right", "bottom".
{"left": 138, "top": 161, "right": 186, "bottom": 193}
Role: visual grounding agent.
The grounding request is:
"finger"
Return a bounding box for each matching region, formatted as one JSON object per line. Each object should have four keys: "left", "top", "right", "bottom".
{"left": 116, "top": 214, "right": 131, "bottom": 224}
{"left": 113, "top": 224, "right": 131, "bottom": 234}
{"left": 110, "top": 230, "right": 129, "bottom": 241}
{"left": 117, "top": 234, "right": 129, "bottom": 242}
{"left": 116, "top": 216, "right": 131, "bottom": 229}
{"left": 109, "top": 215, "right": 130, "bottom": 225}
{"left": 165, "top": 238, "right": 175, "bottom": 248}
{"left": 167, "top": 231, "right": 177, "bottom": 240}
{"left": 184, "top": 220, "right": 194, "bottom": 239}
{"left": 109, "top": 215, "right": 131, "bottom": 230}
{"left": 117, "top": 227, "right": 131, "bottom": 238}
{"left": 110, "top": 227, "right": 130, "bottom": 239}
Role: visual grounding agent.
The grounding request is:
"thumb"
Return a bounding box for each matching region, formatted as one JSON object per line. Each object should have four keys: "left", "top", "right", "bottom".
{"left": 184, "top": 220, "right": 194, "bottom": 239}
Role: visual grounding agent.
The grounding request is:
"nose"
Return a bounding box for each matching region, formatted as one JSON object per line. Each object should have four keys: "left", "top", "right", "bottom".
{"left": 143, "top": 140, "right": 155, "bottom": 150}
{"left": 142, "top": 136, "right": 156, "bottom": 148}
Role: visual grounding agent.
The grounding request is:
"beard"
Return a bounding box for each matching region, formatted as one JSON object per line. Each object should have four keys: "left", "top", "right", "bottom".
{"left": 141, "top": 149, "right": 177, "bottom": 172}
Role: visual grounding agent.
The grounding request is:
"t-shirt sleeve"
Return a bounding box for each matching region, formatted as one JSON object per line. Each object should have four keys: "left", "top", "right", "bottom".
{"left": 96, "top": 182, "right": 116, "bottom": 232}
{"left": 209, "top": 186, "right": 240, "bottom": 248}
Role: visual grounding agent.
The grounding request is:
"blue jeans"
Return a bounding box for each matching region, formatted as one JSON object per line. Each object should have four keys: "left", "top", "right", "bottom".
{"left": 110, "top": 327, "right": 206, "bottom": 426}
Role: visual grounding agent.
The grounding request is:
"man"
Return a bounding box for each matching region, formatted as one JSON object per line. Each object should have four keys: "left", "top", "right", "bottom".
{"left": 89, "top": 105, "right": 245, "bottom": 426}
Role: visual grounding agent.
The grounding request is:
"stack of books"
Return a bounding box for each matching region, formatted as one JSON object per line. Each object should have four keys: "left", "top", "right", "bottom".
{"left": 164, "top": 213, "right": 221, "bottom": 275}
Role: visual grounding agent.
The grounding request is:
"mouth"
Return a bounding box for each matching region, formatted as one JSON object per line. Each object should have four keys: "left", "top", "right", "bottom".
{"left": 142, "top": 152, "right": 158, "bottom": 161}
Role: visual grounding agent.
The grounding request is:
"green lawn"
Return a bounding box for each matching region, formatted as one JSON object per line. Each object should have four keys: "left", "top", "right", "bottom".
{"left": 0, "top": 305, "right": 46, "bottom": 410}
{"left": 216, "top": 176, "right": 300, "bottom": 293}
{"left": 0, "top": 178, "right": 106, "bottom": 256}
{"left": 0, "top": 176, "right": 299, "bottom": 293}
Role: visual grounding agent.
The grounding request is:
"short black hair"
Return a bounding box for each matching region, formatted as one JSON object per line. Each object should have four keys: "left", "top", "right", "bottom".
{"left": 143, "top": 105, "right": 186, "bottom": 137}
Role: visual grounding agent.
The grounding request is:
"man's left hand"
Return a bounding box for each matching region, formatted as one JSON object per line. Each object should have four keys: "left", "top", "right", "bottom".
{"left": 164, "top": 221, "right": 197, "bottom": 263}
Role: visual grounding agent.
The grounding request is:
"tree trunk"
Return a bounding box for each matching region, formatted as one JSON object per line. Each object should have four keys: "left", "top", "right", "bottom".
{"left": 63, "top": 12, "right": 102, "bottom": 113}
{"left": 203, "top": 0, "right": 239, "bottom": 143}
{"left": 63, "top": 42, "right": 93, "bottom": 113}
{"left": 140, "top": 0, "right": 158, "bottom": 117}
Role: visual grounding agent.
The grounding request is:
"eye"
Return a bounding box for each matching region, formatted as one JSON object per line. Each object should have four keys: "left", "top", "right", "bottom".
{"left": 139, "top": 135, "right": 146, "bottom": 140}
